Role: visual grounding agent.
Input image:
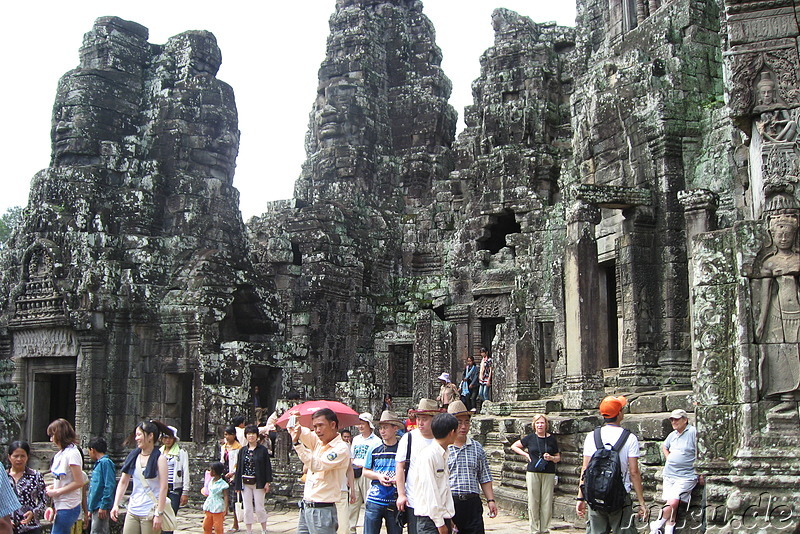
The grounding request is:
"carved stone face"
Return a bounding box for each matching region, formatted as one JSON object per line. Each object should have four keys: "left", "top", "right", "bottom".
{"left": 769, "top": 217, "right": 798, "bottom": 250}
{"left": 758, "top": 82, "right": 775, "bottom": 106}
{"left": 314, "top": 83, "right": 359, "bottom": 145}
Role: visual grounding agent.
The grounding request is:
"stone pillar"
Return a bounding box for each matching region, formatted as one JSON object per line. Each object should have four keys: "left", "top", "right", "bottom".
{"left": 617, "top": 205, "right": 661, "bottom": 387}
{"left": 563, "top": 201, "right": 604, "bottom": 409}
{"left": 679, "top": 189, "right": 719, "bottom": 372}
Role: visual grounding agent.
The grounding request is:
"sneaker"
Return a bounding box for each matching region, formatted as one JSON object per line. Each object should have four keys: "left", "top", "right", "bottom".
{"left": 649, "top": 518, "right": 666, "bottom": 534}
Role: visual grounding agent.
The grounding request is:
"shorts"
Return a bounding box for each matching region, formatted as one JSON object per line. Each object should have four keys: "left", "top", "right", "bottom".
{"left": 662, "top": 476, "right": 697, "bottom": 502}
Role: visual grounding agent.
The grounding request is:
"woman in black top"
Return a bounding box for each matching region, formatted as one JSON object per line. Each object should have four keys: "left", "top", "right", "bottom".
{"left": 233, "top": 425, "right": 272, "bottom": 534}
{"left": 6, "top": 441, "right": 47, "bottom": 534}
{"left": 511, "top": 414, "right": 561, "bottom": 534}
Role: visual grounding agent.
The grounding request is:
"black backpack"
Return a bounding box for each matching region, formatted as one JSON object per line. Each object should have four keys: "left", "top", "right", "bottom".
{"left": 581, "top": 427, "right": 631, "bottom": 513}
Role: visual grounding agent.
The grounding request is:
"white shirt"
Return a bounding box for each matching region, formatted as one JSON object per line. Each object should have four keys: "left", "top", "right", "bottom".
{"left": 411, "top": 442, "right": 454, "bottom": 527}
{"left": 582, "top": 425, "right": 640, "bottom": 492}
{"left": 51, "top": 444, "right": 83, "bottom": 510}
{"left": 395, "top": 429, "right": 435, "bottom": 509}
{"left": 351, "top": 432, "right": 381, "bottom": 468}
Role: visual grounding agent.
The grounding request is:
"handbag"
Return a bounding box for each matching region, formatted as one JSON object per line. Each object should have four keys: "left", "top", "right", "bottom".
{"left": 532, "top": 436, "right": 548, "bottom": 472}
{"left": 136, "top": 466, "right": 178, "bottom": 531}
{"left": 242, "top": 475, "right": 256, "bottom": 485}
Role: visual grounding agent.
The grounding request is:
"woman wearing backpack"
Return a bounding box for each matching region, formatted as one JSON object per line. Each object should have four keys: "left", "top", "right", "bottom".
{"left": 510, "top": 414, "right": 560, "bottom": 534}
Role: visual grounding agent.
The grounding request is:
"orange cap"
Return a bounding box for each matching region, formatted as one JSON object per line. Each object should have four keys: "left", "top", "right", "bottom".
{"left": 599, "top": 396, "right": 627, "bottom": 418}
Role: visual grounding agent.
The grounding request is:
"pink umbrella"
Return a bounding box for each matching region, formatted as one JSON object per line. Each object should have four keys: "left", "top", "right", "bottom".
{"left": 274, "top": 399, "right": 361, "bottom": 429}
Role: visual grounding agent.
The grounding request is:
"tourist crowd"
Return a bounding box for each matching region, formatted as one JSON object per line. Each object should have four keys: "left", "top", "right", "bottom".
{"left": 1, "top": 351, "right": 696, "bottom": 534}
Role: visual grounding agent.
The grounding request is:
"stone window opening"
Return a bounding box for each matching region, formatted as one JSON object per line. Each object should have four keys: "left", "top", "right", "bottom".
{"left": 219, "top": 286, "right": 277, "bottom": 341}
{"left": 387, "top": 344, "right": 413, "bottom": 397}
{"left": 477, "top": 210, "right": 521, "bottom": 255}
{"left": 291, "top": 242, "right": 302, "bottom": 266}
{"left": 537, "top": 321, "right": 556, "bottom": 386}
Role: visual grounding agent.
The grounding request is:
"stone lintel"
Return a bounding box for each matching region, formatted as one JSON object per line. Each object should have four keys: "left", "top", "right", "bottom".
{"left": 572, "top": 184, "right": 652, "bottom": 210}
{"left": 471, "top": 285, "right": 513, "bottom": 296}
{"left": 678, "top": 188, "right": 720, "bottom": 212}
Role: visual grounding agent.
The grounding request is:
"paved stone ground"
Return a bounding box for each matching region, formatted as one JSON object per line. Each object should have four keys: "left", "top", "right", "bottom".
{"left": 171, "top": 504, "right": 586, "bottom": 534}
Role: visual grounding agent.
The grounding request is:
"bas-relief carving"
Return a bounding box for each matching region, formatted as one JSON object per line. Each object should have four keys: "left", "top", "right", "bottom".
{"left": 726, "top": 41, "right": 800, "bottom": 118}
{"left": 473, "top": 296, "right": 510, "bottom": 318}
{"left": 749, "top": 194, "right": 800, "bottom": 413}
{"left": 12, "top": 328, "right": 79, "bottom": 358}
{"left": 754, "top": 72, "right": 798, "bottom": 145}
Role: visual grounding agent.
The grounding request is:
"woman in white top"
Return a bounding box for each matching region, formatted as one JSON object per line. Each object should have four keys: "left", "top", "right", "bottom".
{"left": 45, "top": 419, "right": 85, "bottom": 534}
{"left": 111, "top": 421, "right": 170, "bottom": 534}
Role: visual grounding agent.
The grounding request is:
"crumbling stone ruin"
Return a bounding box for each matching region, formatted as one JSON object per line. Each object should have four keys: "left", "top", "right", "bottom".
{"left": 0, "top": 0, "right": 799, "bottom": 531}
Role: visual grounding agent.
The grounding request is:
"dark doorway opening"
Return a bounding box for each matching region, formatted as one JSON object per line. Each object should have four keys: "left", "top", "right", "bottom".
{"left": 480, "top": 318, "right": 504, "bottom": 354}
{"left": 165, "top": 373, "right": 194, "bottom": 441}
{"left": 251, "top": 366, "right": 283, "bottom": 423}
{"left": 600, "top": 260, "right": 620, "bottom": 368}
{"left": 31, "top": 372, "right": 76, "bottom": 442}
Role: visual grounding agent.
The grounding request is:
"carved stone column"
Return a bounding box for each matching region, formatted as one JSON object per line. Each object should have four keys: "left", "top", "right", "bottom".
{"left": 679, "top": 189, "right": 719, "bottom": 372}
{"left": 563, "top": 201, "right": 604, "bottom": 409}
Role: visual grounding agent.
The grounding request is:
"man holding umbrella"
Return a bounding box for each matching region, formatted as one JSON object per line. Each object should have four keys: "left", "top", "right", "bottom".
{"left": 289, "top": 408, "right": 353, "bottom": 534}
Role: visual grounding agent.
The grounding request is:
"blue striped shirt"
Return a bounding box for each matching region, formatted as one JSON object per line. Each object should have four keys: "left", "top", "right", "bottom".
{"left": 364, "top": 442, "right": 399, "bottom": 506}
{"left": 0, "top": 470, "right": 21, "bottom": 517}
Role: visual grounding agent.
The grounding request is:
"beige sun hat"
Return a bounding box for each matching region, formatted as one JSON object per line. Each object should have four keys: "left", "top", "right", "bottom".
{"left": 447, "top": 400, "right": 471, "bottom": 416}
{"left": 415, "top": 398, "right": 442, "bottom": 415}
{"left": 378, "top": 410, "right": 404, "bottom": 427}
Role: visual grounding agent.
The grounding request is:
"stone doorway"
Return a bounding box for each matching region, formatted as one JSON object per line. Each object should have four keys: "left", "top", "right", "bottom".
{"left": 480, "top": 318, "right": 504, "bottom": 353}
{"left": 27, "top": 363, "right": 76, "bottom": 442}
{"left": 599, "top": 259, "right": 620, "bottom": 369}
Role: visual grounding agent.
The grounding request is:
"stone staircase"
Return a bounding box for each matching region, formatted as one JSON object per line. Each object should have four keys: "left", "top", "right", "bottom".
{"left": 474, "top": 389, "right": 704, "bottom": 529}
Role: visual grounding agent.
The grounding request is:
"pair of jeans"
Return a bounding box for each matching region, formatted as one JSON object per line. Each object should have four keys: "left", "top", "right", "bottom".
{"left": 51, "top": 505, "right": 81, "bottom": 534}
{"left": 363, "top": 501, "right": 401, "bottom": 534}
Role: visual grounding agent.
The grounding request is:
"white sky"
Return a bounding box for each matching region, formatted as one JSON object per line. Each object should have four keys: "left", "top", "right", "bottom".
{"left": 1, "top": 1, "right": 575, "bottom": 220}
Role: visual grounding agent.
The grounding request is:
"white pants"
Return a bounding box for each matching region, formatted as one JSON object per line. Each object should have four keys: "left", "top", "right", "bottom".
{"left": 241, "top": 484, "right": 268, "bottom": 526}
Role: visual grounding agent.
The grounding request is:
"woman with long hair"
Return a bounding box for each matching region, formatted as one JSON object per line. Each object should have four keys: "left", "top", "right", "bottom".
{"left": 510, "top": 414, "right": 561, "bottom": 534}
{"left": 232, "top": 425, "right": 272, "bottom": 534}
{"left": 111, "top": 421, "right": 170, "bottom": 534}
{"left": 45, "top": 419, "right": 84, "bottom": 534}
{"left": 6, "top": 441, "right": 47, "bottom": 534}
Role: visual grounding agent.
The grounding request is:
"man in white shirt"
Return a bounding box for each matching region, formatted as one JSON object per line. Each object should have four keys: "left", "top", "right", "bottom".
{"left": 576, "top": 396, "right": 646, "bottom": 534}
{"left": 349, "top": 413, "right": 382, "bottom": 533}
{"left": 396, "top": 398, "right": 441, "bottom": 534}
{"left": 412, "top": 413, "right": 459, "bottom": 534}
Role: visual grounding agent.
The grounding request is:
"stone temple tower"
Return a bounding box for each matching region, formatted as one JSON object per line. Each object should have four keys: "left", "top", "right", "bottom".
{"left": 0, "top": 17, "right": 283, "bottom": 452}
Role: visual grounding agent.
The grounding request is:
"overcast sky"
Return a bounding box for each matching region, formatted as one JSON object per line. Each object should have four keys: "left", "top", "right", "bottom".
{"left": 1, "top": 1, "right": 575, "bottom": 220}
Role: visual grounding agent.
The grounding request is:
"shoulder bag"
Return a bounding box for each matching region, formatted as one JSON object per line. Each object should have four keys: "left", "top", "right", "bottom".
{"left": 135, "top": 466, "right": 178, "bottom": 531}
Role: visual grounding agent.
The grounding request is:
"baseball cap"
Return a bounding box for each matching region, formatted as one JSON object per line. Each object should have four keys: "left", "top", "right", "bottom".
{"left": 599, "top": 396, "right": 628, "bottom": 418}
{"left": 669, "top": 409, "right": 688, "bottom": 420}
